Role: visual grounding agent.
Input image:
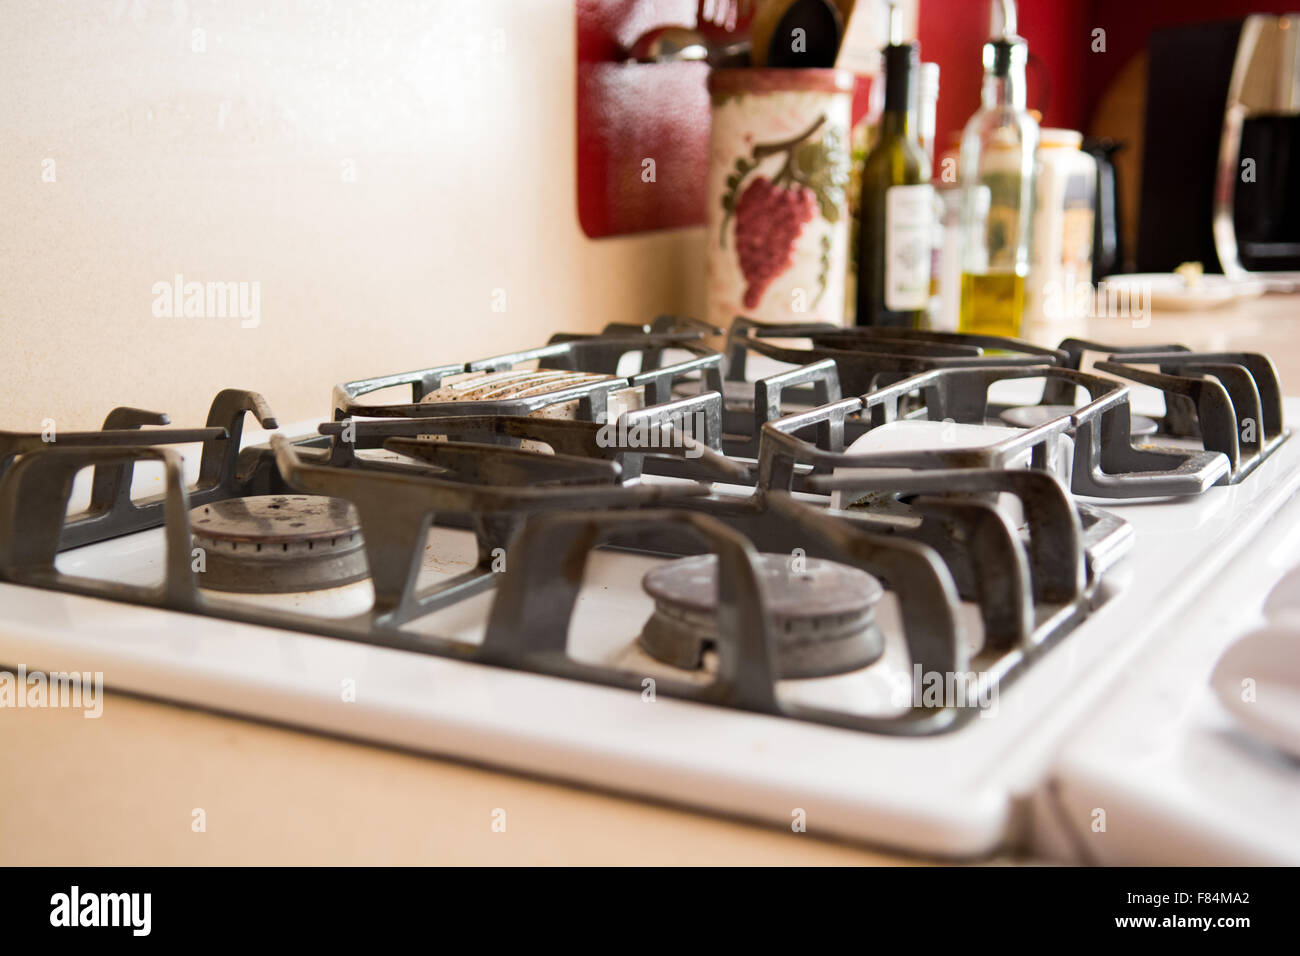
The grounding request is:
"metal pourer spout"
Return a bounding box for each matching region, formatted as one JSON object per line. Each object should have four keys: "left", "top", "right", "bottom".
{"left": 993, "top": 0, "right": 1018, "bottom": 40}
{"left": 983, "top": 0, "right": 1026, "bottom": 78}
{"left": 887, "top": 0, "right": 904, "bottom": 46}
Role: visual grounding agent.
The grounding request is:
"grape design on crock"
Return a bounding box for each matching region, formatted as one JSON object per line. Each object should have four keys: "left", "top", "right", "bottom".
{"left": 719, "top": 115, "right": 848, "bottom": 310}
{"left": 733, "top": 178, "right": 819, "bottom": 308}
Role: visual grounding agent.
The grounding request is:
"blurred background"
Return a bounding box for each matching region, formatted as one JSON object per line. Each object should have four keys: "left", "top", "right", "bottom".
{"left": 1, "top": 0, "right": 1293, "bottom": 428}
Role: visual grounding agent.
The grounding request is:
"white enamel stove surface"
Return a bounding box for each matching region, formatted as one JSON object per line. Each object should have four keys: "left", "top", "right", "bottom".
{"left": 1040, "top": 442, "right": 1300, "bottom": 865}
{"left": 3, "top": 402, "right": 1299, "bottom": 860}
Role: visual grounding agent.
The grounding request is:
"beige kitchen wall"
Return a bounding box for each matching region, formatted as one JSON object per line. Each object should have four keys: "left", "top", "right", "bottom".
{"left": 0, "top": 0, "right": 706, "bottom": 430}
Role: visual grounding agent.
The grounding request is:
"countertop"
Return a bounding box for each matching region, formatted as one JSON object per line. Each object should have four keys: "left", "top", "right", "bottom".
{"left": 3, "top": 293, "right": 1295, "bottom": 866}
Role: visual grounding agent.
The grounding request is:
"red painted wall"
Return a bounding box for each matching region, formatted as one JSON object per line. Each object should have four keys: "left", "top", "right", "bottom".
{"left": 1083, "top": 0, "right": 1298, "bottom": 123}
{"left": 888, "top": 0, "right": 1284, "bottom": 156}
{"left": 918, "top": 0, "right": 1090, "bottom": 155}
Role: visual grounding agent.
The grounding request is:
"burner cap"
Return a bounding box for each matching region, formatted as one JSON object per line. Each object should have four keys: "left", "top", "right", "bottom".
{"left": 640, "top": 553, "right": 885, "bottom": 679}
{"left": 190, "top": 495, "right": 368, "bottom": 593}
{"left": 999, "top": 403, "right": 1158, "bottom": 436}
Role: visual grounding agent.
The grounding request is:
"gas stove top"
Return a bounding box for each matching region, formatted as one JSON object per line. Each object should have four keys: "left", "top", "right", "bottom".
{"left": 2, "top": 316, "right": 1297, "bottom": 862}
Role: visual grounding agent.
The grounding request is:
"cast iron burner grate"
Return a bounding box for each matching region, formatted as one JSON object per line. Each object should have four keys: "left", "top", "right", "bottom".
{"left": 0, "top": 317, "right": 1287, "bottom": 737}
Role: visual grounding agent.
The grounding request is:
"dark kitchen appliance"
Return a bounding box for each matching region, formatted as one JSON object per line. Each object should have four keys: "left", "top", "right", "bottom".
{"left": 1082, "top": 137, "right": 1124, "bottom": 280}
{"left": 1137, "top": 14, "right": 1300, "bottom": 279}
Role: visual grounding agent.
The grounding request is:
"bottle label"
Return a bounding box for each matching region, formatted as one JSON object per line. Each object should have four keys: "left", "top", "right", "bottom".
{"left": 885, "top": 184, "right": 934, "bottom": 311}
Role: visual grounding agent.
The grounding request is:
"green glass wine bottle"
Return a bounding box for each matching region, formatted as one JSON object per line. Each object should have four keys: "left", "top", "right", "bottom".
{"left": 855, "top": 6, "right": 933, "bottom": 328}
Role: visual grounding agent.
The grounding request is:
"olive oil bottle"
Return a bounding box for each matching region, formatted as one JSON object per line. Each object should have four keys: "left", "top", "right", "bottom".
{"left": 957, "top": 0, "right": 1038, "bottom": 337}
{"left": 959, "top": 272, "right": 1025, "bottom": 336}
{"left": 855, "top": 4, "right": 932, "bottom": 328}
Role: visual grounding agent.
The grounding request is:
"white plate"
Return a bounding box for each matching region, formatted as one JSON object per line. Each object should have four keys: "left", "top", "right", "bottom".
{"left": 1099, "top": 273, "right": 1266, "bottom": 311}
{"left": 1211, "top": 625, "right": 1300, "bottom": 761}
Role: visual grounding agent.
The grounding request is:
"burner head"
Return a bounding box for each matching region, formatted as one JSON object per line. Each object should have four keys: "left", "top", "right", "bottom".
{"left": 190, "top": 495, "right": 368, "bottom": 593}
{"left": 999, "top": 403, "right": 1159, "bottom": 437}
{"left": 639, "top": 553, "right": 885, "bottom": 679}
